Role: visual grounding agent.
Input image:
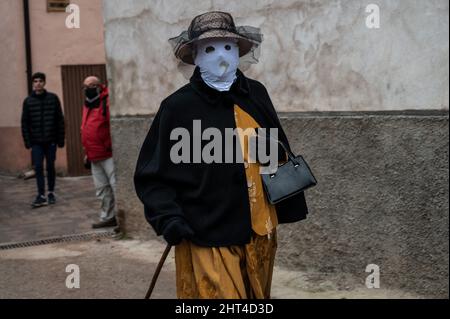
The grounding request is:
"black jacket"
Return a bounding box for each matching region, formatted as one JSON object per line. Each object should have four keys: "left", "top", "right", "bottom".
{"left": 134, "top": 68, "right": 308, "bottom": 247}
{"left": 21, "top": 90, "right": 65, "bottom": 149}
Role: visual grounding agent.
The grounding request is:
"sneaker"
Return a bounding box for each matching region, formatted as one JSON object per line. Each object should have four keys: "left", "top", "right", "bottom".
{"left": 92, "top": 217, "right": 118, "bottom": 229}
{"left": 31, "top": 195, "right": 47, "bottom": 208}
{"left": 47, "top": 192, "right": 56, "bottom": 205}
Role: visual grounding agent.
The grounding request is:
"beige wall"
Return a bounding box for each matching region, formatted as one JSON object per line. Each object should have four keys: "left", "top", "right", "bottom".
{"left": 0, "top": 0, "right": 28, "bottom": 127}
{"left": 0, "top": 0, "right": 106, "bottom": 175}
{"left": 0, "top": 0, "right": 31, "bottom": 174}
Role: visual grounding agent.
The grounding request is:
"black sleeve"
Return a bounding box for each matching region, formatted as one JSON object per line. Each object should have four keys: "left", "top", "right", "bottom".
{"left": 21, "top": 99, "right": 31, "bottom": 149}
{"left": 55, "top": 95, "right": 65, "bottom": 147}
{"left": 133, "top": 100, "right": 189, "bottom": 236}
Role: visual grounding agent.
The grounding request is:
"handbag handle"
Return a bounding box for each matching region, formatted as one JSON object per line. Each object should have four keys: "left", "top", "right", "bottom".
{"left": 276, "top": 140, "right": 301, "bottom": 166}
{"left": 256, "top": 132, "right": 301, "bottom": 167}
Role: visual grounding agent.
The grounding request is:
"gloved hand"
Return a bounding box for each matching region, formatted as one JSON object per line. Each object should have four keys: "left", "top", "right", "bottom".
{"left": 162, "top": 219, "right": 195, "bottom": 246}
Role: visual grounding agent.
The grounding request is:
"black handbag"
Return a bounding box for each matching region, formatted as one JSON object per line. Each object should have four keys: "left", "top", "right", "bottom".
{"left": 260, "top": 139, "right": 317, "bottom": 204}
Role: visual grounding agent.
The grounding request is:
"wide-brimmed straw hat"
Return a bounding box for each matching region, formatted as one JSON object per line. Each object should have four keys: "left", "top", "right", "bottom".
{"left": 169, "top": 11, "right": 263, "bottom": 65}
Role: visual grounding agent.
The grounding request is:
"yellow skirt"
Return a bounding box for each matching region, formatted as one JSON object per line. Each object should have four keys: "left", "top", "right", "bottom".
{"left": 175, "top": 230, "right": 277, "bottom": 299}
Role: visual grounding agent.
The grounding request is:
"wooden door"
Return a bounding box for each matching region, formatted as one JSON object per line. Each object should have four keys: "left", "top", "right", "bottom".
{"left": 61, "top": 64, "right": 107, "bottom": 176}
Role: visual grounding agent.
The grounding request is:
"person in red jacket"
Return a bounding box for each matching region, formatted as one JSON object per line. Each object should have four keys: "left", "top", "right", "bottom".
{"left": 81, "top": 76, "right": 117, "bottom": 229}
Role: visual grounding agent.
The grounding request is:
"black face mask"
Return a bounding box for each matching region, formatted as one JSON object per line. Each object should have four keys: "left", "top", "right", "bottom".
{"left": 85, "top": 87, "right": 100, "bottom": 100}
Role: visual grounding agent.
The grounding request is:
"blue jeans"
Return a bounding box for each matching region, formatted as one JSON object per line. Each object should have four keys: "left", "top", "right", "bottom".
{"left": 31, "top": 143, "right": 57, "bottom": 196}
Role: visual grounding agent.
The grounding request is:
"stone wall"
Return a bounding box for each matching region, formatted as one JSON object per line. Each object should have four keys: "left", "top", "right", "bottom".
{"left": 111, "top": 111, "right": 449, "bottom": 298}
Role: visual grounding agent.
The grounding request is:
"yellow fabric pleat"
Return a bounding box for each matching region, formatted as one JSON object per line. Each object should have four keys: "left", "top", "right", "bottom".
{"left": 233, "top": 104, "right": 279, "bottom": 236}
{"left": 175, "top": 231, "right": 277, "bottom": 299}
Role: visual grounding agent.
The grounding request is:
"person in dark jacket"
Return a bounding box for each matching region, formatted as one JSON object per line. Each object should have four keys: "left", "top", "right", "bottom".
{"left": 134, "top": 12, "right": 309, "bottom": 299}
{"left": 21, "top": 72, "right": 65, "bottom": 208}
{"left": 81, "top": 76, "right": 117, "bottom": 229}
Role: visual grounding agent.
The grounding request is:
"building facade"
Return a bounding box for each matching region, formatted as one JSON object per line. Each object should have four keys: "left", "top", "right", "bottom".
{"left": 0, "top": 0, "right": 106, "bottom": 176}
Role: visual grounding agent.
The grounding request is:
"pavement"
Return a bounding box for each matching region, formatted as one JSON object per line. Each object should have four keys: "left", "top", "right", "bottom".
{"left": 0, "top": 175, "right": 421, "bottom": 299}
{"left": 0, "top": 175, "right": 115, "bottom": 244}
{"left": 0, "top": 238, "right": 421, "bottom": 299}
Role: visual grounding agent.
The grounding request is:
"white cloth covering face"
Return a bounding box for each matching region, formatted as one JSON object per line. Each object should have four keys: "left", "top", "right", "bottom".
{"left": 194, "top": 38, "right": 239, "bottom": 92}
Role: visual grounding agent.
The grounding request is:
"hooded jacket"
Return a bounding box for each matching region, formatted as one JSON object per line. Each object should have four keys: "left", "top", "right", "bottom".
{"left": 134, "top": 68, "right": 308, "bottom": 247}
{"left": 80, "top": 86, "right": 113, "bottom": 162}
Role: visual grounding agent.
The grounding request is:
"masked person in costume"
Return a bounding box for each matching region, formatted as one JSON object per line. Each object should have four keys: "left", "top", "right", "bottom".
{"left": 134, "top": 11, "right": 308, "bottom": 299}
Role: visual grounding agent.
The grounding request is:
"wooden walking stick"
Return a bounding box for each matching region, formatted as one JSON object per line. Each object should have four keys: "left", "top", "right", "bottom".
{"left": 144, "top": 244, "right": 172, "bottom": 299}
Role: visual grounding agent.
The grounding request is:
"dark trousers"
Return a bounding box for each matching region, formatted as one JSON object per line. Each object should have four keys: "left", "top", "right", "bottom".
{"left": 31, "top": 143, "right": 57, "bottom": 196}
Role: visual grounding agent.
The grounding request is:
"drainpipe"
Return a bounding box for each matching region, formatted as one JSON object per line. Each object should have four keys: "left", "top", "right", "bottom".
{"left": 23, "top": 0, "right": 32, "bottom": 95}
{"left": 23, "top": 0, "right": 33, "bottom": 170}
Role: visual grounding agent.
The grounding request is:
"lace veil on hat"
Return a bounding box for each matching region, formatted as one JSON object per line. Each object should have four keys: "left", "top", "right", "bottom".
{"left": 168, "top": 11, "right": 263, "bottom": 75}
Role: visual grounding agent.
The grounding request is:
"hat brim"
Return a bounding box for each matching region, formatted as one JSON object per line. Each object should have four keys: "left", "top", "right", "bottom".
{"left": 175, "top": 30, "right": 256, "bottom": 65}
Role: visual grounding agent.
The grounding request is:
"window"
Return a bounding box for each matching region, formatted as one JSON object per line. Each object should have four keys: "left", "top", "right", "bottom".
{"left": 47, "top": 0, "right": 70, "bottom": 12}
